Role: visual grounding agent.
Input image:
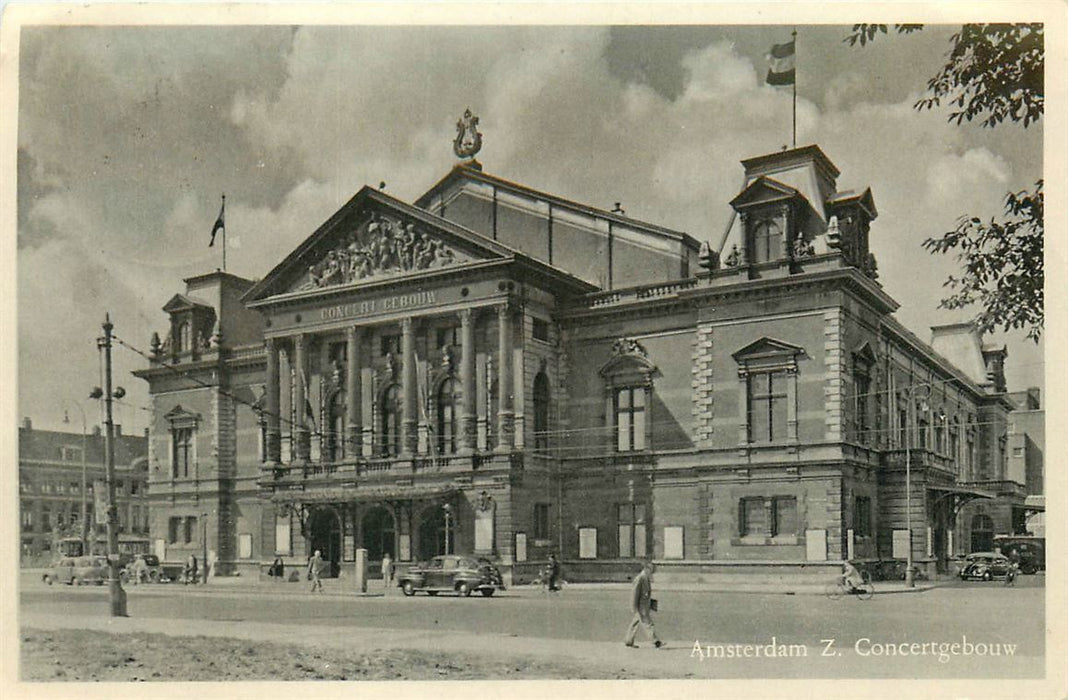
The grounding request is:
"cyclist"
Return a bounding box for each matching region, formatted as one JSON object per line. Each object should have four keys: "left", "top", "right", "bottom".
{"left": 840, "top": 560, "right": 865, "bottom": 594}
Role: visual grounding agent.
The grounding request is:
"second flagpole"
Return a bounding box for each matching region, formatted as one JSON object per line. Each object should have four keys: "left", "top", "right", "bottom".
{"left": 792, "top": 28, "right": 797, "bottom": 148}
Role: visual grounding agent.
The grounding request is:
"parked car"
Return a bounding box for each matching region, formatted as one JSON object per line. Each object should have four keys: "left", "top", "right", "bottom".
{"left": 959, "top": 552, "right": 1012, "bottom": 581}
{"left": 397, "top": 555, "right": 501, "bottom": 597}
{"left": 120, "top": 554, "right": 162, "bottom": 583}
{"left": 42, "top": 556, "right": 108, "bottom": 586}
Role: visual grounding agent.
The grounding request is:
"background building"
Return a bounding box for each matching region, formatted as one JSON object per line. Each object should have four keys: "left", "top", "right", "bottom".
{"left": 134, "top": 142, "right": 1030, "bottom": 583}
{"left": 18, "top": 418, "right": 149, "bottom": 564}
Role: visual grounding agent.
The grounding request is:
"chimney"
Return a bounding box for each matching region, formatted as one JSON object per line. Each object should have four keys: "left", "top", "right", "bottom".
{"left": 22, "top": 417, "right": 32, "bottom": 431}
{"left": 981, "top": 345, "right": 1008, "bottom": 393}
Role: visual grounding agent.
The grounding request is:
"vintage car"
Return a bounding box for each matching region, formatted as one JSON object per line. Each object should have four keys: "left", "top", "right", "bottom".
{"left": 959, "top": 552, "right": 1013, "bottom": 581}
{"left": 119, "top": 554, "right": 162, "bottom": 583}
{"left": 397, "top": 555, "right": 502, "bottom": 597}
{"left": 42, "top": 556, "right": 108, "bottom": 586}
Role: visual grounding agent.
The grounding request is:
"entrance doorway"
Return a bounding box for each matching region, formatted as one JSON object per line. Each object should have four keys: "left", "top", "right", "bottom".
{"left": 308, "top": 507, "right": 342, "bottom": 577}
{"left": 417, "top": 505, "right": 454, "bottom": 561}
{"left": 361, "top": 506, "right": 395, "bottom": 562}
{"left": 971, "top": 514, "right": 994, "bottom": 552}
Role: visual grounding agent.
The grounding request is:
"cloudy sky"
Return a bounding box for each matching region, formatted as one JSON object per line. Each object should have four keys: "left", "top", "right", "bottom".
{"left": 13, "top": 17, "right": 1045, "bottom": 433}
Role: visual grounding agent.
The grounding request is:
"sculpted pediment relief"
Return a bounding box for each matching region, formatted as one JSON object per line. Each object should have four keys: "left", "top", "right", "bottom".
{"left": 294, "top": 212, "right": 474, "bottom": 292}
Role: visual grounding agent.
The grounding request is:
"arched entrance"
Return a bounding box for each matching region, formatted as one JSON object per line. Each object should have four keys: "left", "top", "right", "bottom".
{"left": 417, "top": 505, "right": 454, "bottom": 561}
{"left": 308, "top": 507, "right": 342, "bottom": 578}
{"left": 971, "top": 514, "right": 994, "bottom": 552}
{"left": 361, "top": 506, "right": 395, "bottom": 561}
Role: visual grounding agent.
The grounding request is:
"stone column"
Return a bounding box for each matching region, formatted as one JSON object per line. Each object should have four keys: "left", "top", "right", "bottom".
{"left": 496, "top": 303, "right": 515, "bottom": 451}
{"left": 460, "top": 308, "right": 477, "bottom": 453}
{"left": 401, "top": 318, "right": 418, "bottom": 456}
{"left": 265, "top": 337, "right": 282, "bottom": 463}
{"left": 292, "top": 334, "right": 309, "bottom": 462}
{"left": 345, "top": 325, "right": 362, "bottom": 458}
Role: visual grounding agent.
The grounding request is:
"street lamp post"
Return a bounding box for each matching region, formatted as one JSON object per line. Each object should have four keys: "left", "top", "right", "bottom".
{"left": 442, "top": 504, "right": 452, "bottom": 555}
{"left": 63, "top": 404, "right": 89, "bottom": 557}
{"left": 904, "top": 383, "right": 931, "bottom": 588}
{"left": 202, "top": 511, "right": 209, "bottom": 585}
{"left": 96, "top": 313, "right": 128, "bottom": 617}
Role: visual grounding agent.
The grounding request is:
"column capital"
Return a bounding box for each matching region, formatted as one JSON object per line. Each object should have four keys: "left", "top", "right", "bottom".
{"left": 401, "top": 316, "right": 414, "bottom": 332}
{"left": 496, "top": 300, "right": 512, "bottom": 318}
{"left": 459, "top": 307, "right": 474, "bottom": 324}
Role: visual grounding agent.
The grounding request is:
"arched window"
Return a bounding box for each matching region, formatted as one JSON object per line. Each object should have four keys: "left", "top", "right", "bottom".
{"left": 436, "top": 378, "right": 459, "bottom": 454}
{"left": 751, "top": 218, "right": 783, "bottom": 264}
{"left": 380, "top": 385, "right": 401, "bottom": 457}
{"left": 533, "top": 372, "right": 550, "bottom": 452}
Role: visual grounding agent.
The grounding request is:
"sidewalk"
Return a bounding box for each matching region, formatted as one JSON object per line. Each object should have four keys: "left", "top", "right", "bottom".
{"left": 20, "top": 568, "right": 944, "bottom": 598}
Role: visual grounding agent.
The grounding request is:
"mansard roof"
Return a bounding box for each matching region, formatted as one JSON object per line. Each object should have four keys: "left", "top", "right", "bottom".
{"left": 243, "top": 185, "right": 595, "bottom": 305}
{"left": 416, "top": 163, "right": 701, "bottom": 251}
{"left": 828, "top": 187, "right": 878, "bottom": 219}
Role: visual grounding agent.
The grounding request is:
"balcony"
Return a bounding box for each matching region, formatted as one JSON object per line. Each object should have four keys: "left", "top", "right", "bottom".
{"left": 881, "top": 448, "right": 959, "bottom": 477}
{"left": 260, "top": 450, "right": 524, "bottom": 490}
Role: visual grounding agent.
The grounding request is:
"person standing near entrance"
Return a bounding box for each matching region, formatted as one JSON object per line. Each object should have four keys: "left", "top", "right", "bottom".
{"left": 382, "top": 553, "right": 394, "bottom": 594}
{"left": 624, "top": 561, "right": 662, "bottom": 649}
{"left": 308, "top": 550, "right": 324, "bottom": 593}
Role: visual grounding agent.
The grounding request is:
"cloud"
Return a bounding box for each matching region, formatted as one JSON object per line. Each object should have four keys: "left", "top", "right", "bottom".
{"left": 15, "top": 25, "right": 1044, "bottom": 430}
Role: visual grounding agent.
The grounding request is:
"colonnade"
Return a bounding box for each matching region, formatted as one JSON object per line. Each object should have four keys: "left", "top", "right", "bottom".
{"left": 264, "top": 302, "right": 516, "bottom": 463}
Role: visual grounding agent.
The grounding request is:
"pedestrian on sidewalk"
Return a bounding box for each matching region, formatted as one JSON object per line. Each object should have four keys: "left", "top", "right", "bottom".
{"left": 624, "top": 560, "right": 662, "bottom": 649}
{"left": 547, "top": 553, "right": 561, "bottom": 592}
{"left": 308, "top": 550, "right": 324, "bottom": 593}
{"left": 184, "top": 554, "right": 198, "bottom": 585}
{"left": 382, "top": 553, "right": 394, "bottom": 595}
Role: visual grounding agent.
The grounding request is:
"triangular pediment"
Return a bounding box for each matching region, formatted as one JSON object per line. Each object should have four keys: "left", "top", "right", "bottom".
{"left": 162, "top": 293, "right": 213, "bottom": 314}
{"left": 244, "top": 187, "right": 519, "bottom": 303}
{"left": 163, "top": 405, "right": 201, "bottom": 426}
{"left": 729, "top": 176, "right": 803, "bottom": 211}
{"left": 732, "top": 337, "right": 806, "bottom": 362}
{"left": 852, "top": 341, "right": 877, "bottom": 365}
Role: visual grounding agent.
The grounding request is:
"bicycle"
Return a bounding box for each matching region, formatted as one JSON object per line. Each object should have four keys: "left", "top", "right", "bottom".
{"left": 825, "top": 575, "right": 874, "bottom": 601}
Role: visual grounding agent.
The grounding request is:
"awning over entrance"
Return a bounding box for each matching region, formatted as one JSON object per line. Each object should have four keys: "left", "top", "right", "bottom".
{"left": 928, "top": 484, "right": 996, "bottom": 518}
{"left": 270, "top": 485, "right": 461, "bottom": 504}
{"left": 1024, "top": 495, "right": 1045, "bottom": 511}
{"left": 929, "top": 484, "right": 997, "bottom": 500}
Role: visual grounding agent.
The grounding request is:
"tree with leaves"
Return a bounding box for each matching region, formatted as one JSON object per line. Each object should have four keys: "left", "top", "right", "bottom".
{"left": 846, "top": 23, "right": 1044, "bottom": 341}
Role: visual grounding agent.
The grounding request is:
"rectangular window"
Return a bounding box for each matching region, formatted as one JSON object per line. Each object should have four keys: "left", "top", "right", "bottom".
{"left": 533, "top": 503, "right": 550, "bottom": 540}
{"left": 183, "top": 516, "right": 196, "bottom": 544}
{"left": 740, "top": 497, "right": 766, "bottom": 536}
{"left": 616, "top": 503, "right": 647, "bottom": 558}
{"left": 532, "top": 318, "right": 550, "bottom": 342}
{"left": 41, "top": 506, "right": 51, "bottom": 532}
{"left": 898, "top": 407, "right": 909, "bottom": 447}
{"left": 435, "top": 327, "right": 460, "bottom": 349}
{"left": 578, "top": 527, "right": 597, "bottom": 559}
{"left": 380, "top": 334, "right": 401, "bottom": 356}
{"left": 173, "top": 427, "right": 193, "bottom": 478}
{"left": 61, "top": 446, "right": 83, "bottom": 461}
{"left": 854, "top": 496, "right": 872, "bottom": 537}
{"left": 168, "top": 517, "right": 180, "bottom": 544}
{"left": 614, "top": 387, "right": 646, "bottom": 452}
{"left": 130, "top": 480, "right": 140, "bottom": 495}
{"left": 773, "top": 497, "right": 798, "bottom": 536}
{"left": 854, "top": 372, "right": 871, "bottom": 444}
{"left": 21, "top": 504, "right": 33, "bottom": 530}
{"left": 747, "top": 371, "right": 788, "bottom": 443}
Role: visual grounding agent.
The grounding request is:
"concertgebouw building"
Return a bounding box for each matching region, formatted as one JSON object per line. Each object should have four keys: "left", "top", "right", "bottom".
{"left": 133, "top": 127, "right": 1039, "bottom": 584}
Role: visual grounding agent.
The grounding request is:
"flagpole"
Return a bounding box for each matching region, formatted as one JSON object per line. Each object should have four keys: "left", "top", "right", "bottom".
{"left": 220, "top": 196, "right": 226, "bottom": 275}
{"left": 790, "top": 28, "right": 798, "bottom": 148}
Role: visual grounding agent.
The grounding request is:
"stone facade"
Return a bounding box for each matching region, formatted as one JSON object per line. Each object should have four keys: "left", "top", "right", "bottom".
{"left": 134, "top": 145, "right": 1027, "bottom": 583}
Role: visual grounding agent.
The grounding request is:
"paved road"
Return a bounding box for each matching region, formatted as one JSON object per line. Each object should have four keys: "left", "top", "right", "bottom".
{"left": 19, "top": 573, "right": 1046, "bottom": 679}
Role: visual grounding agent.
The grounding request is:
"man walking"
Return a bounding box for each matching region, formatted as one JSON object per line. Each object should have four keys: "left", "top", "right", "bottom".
{"left": 381, "top": 553, "right": 394, "bottom": 595}
{"left": 308, "top": 550, "right": 324, "bottom": 593}
{"left": 624, "top": 560, "right": 662, "bottom": 649}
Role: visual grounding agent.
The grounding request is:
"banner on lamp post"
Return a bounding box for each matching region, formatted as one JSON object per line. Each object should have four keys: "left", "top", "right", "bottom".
{"left": 93, "top": 481, "right": 108, "bottom": 525}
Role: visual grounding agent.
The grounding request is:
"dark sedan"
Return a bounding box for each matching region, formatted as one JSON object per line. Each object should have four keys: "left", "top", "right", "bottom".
{"left": 397, "top": 555, "right": 501, "bottom": 597}
{"left": 959, "top": 552, "right": 1013, "bottom": 581}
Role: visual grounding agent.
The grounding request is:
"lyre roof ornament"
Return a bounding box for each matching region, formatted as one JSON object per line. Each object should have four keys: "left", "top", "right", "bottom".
{"left": 453, "top": 108, "right": 483, "bottom": 162}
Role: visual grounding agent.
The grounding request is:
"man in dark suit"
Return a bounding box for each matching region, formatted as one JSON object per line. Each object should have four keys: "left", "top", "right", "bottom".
{"left": 624, "top": 560, "right": 662, "bottom": 648}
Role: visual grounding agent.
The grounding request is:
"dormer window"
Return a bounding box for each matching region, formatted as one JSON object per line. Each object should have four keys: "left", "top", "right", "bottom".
{"left": 751, "top": 217, "right": 784, "bottom": 263}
